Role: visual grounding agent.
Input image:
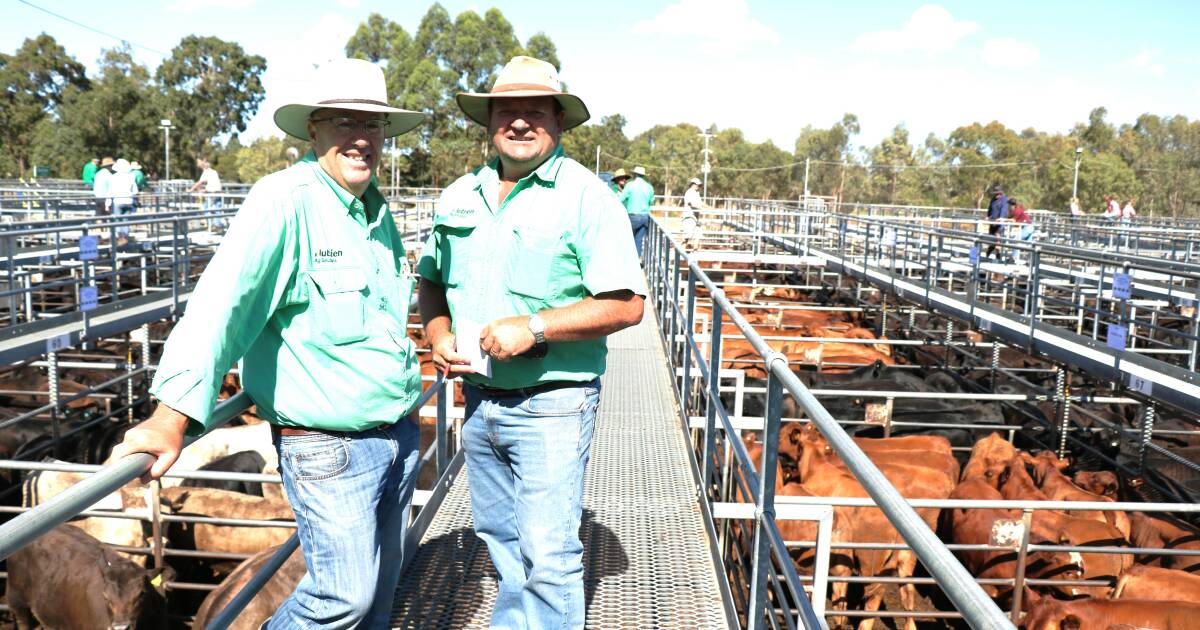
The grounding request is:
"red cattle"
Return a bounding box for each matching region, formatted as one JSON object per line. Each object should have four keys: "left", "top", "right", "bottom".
{"left": 1072, "top": 470, "right": 1118, "bottom": 499}
{"left": 1128, "top": 511, "right": 1200, "bottom": 573}
{"left": 786, "top": 422, "right": 960, "bottom": 483}
{"left": 961, "top": 432, "right": 1017, "bottom": 485}
{"left": 1025, "top": 451, "right": 1130, "bottom": 541}
{"left": 1023, "top": 591, "right": 1200, "bottom": 630}
{"left": 1112, "top": 565, "right": 1200, "bottom": 602}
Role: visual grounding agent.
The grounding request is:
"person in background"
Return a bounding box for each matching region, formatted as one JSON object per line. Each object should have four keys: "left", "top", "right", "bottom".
{"left": 984, "top": 184, "right": 1009, "bottom": 261}
{"left": 1069, "top": 196, "right": 1082, "bottom": 216}
{"left": 189, "top": 158, "right": 225, "bottom": 230}
{"left": 682, "top": 177, "right": 704, "bottom": 249}
{"left": 610, "top": 168, "right": 630, "bottom": 194}
{"left": 621, "top": 165, "right": 655, "bottom": 258}
{"left": 1104, "top": 194, "right": 1122, "bottom": 220}
{"left": 82, "top": 158, "right": 98, "bottom": 186}
{"left": 129, "top": 161, "right": 146, "bottom": 191}
{"left": 1121, "top": 197, "right": 1137, "bottom": 222}
{"left": 1009, "top": 197, "right": 1033, "bottom": 263}
{"left": 109, "top": 159, "right": 139, "bottom": 245}
{"left": 92, "top": 156, "right": 114, "bottom": 215}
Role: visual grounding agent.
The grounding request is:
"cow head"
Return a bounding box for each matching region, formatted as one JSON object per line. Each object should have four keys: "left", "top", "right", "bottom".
{"left": 98, "top": 549, "right": 171, "bottom": 629}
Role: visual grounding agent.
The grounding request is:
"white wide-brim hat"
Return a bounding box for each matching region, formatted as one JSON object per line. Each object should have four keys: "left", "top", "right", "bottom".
{"left": 274, "top": 58, "right": 425, "bottom": 141}
{"left": 456, "top": 56, "right": 590, "bottom": 130}
{"left": 633, "top": 166, "right": 647, "bottom": 176}
{"left": 689, "top": 177, "right": 702, "bottom": 186}
{"left": 113, "top": 159, "right": 131, "bottom": 174}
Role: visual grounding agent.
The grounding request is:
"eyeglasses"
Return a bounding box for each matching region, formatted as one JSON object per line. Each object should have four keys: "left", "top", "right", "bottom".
{"left": 310, "top": 116, "right": 390, "bottom": 134}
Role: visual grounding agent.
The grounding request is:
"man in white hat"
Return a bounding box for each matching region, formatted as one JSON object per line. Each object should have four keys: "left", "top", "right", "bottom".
{"left": 112, "top": 58, "right": 427, "bottom": 628}
{"left": 108, "top": 159, "right": 139, "bottom": 244}
{"left": 620, "top": 165, "right": 655, "bottom": 258}
{"left": 417, "top": 55, "right": 645, "bottom": 629}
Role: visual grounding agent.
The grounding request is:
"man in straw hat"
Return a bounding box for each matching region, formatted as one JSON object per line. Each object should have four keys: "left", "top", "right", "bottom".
{"left": 621, "top": 165, "right": 655, "bottom": 258}
{"left": 112, "top": 58, "right": 427, "bottom": 628}
{"left": 92, "top": 156, "right": 114, "bottom": 215}
{"left": 682, "top": 176, "right": 705, "bottom": 249}
{"left": 417, "top": 55, "right": 645, "bottom": 629}
{"left": 610, "top": 167, "right": 630, "bottom": 193}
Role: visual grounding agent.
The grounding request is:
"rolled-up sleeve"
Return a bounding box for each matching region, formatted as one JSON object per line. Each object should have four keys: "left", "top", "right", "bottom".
{"left": 150, "top": 182, "right": 299, "bottom": 435}
{"left": 575, "top": 184, "right": 647, "bottom": 297}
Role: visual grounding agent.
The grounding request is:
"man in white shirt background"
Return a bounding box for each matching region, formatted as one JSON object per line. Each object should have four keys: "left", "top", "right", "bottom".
{"left": 189, "top": 158, "right": 225, "bottom": 229}
{"left": 682, "top": 176, "right": 704, "bottom": 249}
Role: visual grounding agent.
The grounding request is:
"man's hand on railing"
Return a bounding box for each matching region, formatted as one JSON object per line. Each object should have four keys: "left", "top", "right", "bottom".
{"left": 109, "top": 403, "right": 190, "bottom": 482}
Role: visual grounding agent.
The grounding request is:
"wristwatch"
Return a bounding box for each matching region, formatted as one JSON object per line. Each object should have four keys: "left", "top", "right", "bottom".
{"left": 526, "top": 313, "right": 548, "bottom": 359}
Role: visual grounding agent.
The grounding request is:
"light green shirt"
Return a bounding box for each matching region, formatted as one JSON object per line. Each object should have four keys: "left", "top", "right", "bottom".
{"left": 151, "top": 150, "right": 421, "bottom": 436}
{"left": 417, "top": 146, "right": 646, "bottom": 390}
{"left": 620, "top": 176, "right": 655, "bottom": 215}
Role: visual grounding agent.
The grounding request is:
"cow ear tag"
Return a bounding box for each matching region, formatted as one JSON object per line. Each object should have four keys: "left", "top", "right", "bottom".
{"left": 151, "top": 573, "right": 164, "bottom": 588}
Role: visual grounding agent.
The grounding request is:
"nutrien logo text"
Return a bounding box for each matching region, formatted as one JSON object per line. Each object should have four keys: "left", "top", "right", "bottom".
{"left": 314, "top": 248, "right": 343, "bottom": 264}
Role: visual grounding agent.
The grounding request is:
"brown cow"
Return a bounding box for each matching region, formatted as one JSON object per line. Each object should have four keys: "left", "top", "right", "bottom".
{"left": 6, "top": 525, "right": 168, "bottom": 630}
{"left": 191, "top": 543, "right": 306, "bottom": 630}
{"left": 788, "top": 422, "right": 959, "bottom": 482}
{"left": 1025, "top": 452, "right": 1130, "bottom": 541}
{"left": 1128, "top": 511, "right": 1200, "bottom": 573}
{"left": 1072, "top": 470, "right": 1118, "bottom": 499}
{"left": 998, "top": 458, "right": 1131, "bottom": 597}
{"left": 1023, "top": 592, "right": 1200, "bottom": 630}
{"left": 947, "top": 478, "right": 1084, "bottom": 601}
{"left": 161, "top": 487, "right": 294, "bottom": 558}
{"left": 961, "top": 432, "right": 1017, "bottom": 485}
{"left": 1112, "top": 565, "right": 1200, "bottom": 602}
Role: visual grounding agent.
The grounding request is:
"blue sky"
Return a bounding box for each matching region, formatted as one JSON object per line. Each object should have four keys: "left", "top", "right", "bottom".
{"left": 7, "top": 0, "right": 1199, "bottom": 153}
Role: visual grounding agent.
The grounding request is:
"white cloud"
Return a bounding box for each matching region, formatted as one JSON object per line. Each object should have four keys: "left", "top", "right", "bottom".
{"left": 1123, "top": 50, "right": 1165, "bottom": 76}
{"left": 632, "top": 0, "right": 779, "bottom": 50}
{"left": 167, "top": 0, "right": 255, "bottom": 13}
{"left": 982, "top": 38, "right": 1040, "bottom": 69}
{"left": 337, "top": 0, "right": 360, "bottom": 6}
{"left": 851, "top": 5, "right": 978, "bottom": 55}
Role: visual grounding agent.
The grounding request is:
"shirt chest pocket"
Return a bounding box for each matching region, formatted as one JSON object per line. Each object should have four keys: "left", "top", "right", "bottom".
{"left": 506, "top": 226, "right": 564, "bottom": 301}
{"left": 306, "top": 267, "right": 368, "bottom": 345}
{"left": 433, "top": 212, "right": 479, "bottom": 288}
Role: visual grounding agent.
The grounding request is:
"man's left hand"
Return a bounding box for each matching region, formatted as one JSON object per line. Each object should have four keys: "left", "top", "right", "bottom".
{"left": 480, "top": 316, "right": 535, "bottom": 361}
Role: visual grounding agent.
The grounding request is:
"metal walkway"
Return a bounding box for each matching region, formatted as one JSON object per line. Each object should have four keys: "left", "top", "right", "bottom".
{"left": 388, "top": 306, "right": 731, "bottom": 629}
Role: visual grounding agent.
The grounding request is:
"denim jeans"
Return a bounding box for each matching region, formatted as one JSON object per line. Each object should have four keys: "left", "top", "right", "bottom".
{"left": 113, "top": 204, "right": 135, "bottom": 238}
{"left": 267, "top": 418, "right": 420, "bottom": 629}
{"left": 628, "top": 213, "right": 650, "bottom": 259}
{"left": 462, "top": 380, "right": 601, "bottom": 630}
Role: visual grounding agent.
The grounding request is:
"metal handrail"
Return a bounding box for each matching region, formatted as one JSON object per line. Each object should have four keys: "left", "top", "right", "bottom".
{"left": 646, "top": 218, "right": 1014, "bottom": 629}
{"left": 203, "top": 372, "right": 445, "bottom": 629}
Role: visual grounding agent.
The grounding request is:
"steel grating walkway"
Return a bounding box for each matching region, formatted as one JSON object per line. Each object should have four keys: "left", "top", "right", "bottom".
{"left": 388, "top": 306, "right": 730, "bottom": 629}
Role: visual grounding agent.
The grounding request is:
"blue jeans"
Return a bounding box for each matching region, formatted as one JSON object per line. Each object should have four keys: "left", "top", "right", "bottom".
{"left": 114, "top": 204, "right": 135, "bottom": 237}
{"left": 267, "top": 418, "right": 420, "bottom": 629}
{"left": 628, "top": 213, "right": 650, "bottom": 260}
{"left": 462, "top": 380, "right": 601, "bottom": 630}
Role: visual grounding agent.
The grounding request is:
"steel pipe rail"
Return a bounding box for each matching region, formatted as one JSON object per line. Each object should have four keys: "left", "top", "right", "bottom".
{"left": 0, "top": 391, "right": 251, "bottom": 561}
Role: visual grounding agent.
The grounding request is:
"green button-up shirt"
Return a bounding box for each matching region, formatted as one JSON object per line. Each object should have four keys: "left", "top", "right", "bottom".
{"left": 417, "top": 146, "right": 646, "bottom": 390}
{"left": 151, "top": 150, "right": 421, "bottom": 436}
{"left": 620, "top": 176, "right": 655, "bottom": 215}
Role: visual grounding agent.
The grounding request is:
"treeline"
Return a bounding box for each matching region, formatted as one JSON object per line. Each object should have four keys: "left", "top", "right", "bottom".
{"left": 4, "top": 3, "right": 1196, "bottom": 216}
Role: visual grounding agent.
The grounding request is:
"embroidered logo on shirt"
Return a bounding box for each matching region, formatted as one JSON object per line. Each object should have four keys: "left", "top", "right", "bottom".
{"left": 315, "top": 248, "right": 343, "bottom": 264}
{"left": 451, "top": 207, "right": 475, "bottom": 217}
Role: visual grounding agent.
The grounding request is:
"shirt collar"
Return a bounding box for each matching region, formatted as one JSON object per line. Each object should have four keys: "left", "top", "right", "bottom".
{"left": 302, "top": 149, "right": 387, "bottom": 227}
{"left": 474, "top": 144, "right": 566, "bottom": 191}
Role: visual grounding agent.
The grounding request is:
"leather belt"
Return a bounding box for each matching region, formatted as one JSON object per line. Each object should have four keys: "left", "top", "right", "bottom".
{"left": 271, "top": 424, "right": 325, "bottom": 438}
{"left": 469, "top": 380, "right": 580, "bottom": 398}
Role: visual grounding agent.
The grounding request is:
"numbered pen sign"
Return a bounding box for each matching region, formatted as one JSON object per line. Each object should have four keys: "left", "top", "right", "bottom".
{"left": 1112, "top": 272, "right": 1132, "bottom": 300}
{"left": 78, "top": 235, "right": 99, "bottom": 261}
{"left": 1107, "top": 324, "right": 1127, "bottom": 352}
{"left": 45, "top": 333, "right": 71, "bottom": 353}
{"left": 1128, "top": 374, "right": 1154, "bottom": 396}
{"left": 968, "top": 247, "right": 980, "bottom": 266}
{"left": 80, "top": 286, "right": 98, "bottom": 312}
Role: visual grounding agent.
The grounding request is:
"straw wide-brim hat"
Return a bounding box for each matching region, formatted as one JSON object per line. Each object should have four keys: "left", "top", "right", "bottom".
{"left": 274, "top": 58, "right": 425, "bottom": 141}
{"left": 100, "top": 157, "right": 115, "bottom": 167}
{"left": 612, "top": 168, "right": 630, "bottom": 180}
{"left": 129, "top": 161, "right": 142, "bottom": 170}
{"left": 633, "top": 166, "right": 647, "bottom": 176}
{"left": 456, "top": 56, "right": 590, "bottom": 130}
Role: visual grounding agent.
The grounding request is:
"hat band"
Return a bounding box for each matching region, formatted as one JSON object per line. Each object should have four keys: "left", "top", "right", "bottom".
{"left": 490, "top": 83, "right": 562, "bottom": 95}
{"left": 317, "top": 98, "right": 392, "bottom": 108}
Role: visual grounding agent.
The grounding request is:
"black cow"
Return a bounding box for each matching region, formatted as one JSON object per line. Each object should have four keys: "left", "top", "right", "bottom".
{"left": 6, "top": 524, "right": 169, "bottom": 629}
{"left": 181, "top": 450, "right": 267, "bottom": 496}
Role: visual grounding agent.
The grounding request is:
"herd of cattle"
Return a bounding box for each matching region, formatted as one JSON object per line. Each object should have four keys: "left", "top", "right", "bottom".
{"left": 0, "top": 256, "right": 1196, "bottom": 628}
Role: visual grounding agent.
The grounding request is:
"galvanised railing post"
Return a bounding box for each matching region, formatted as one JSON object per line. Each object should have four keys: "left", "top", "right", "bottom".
{"left": 747, "top": 354, "right": 784, "bottom": 630}
{"left": 701, "top": 297, "right": 724, "bottom": 491}
{"left": 669, "top": 247, "right": 682, "bottom": 371}
{"left": 681, "top": 272, "right": 697, "bottom": 410}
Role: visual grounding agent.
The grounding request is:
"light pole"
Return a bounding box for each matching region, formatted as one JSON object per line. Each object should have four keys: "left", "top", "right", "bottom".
{"left": 1071, "top": 147, "right": 1083, "bottom": 201}
{"left": 698, "top": 131, "right": 714, "bottom": 200}
{"left": 160, "top": 119, "right": 172, "bottom": 181}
